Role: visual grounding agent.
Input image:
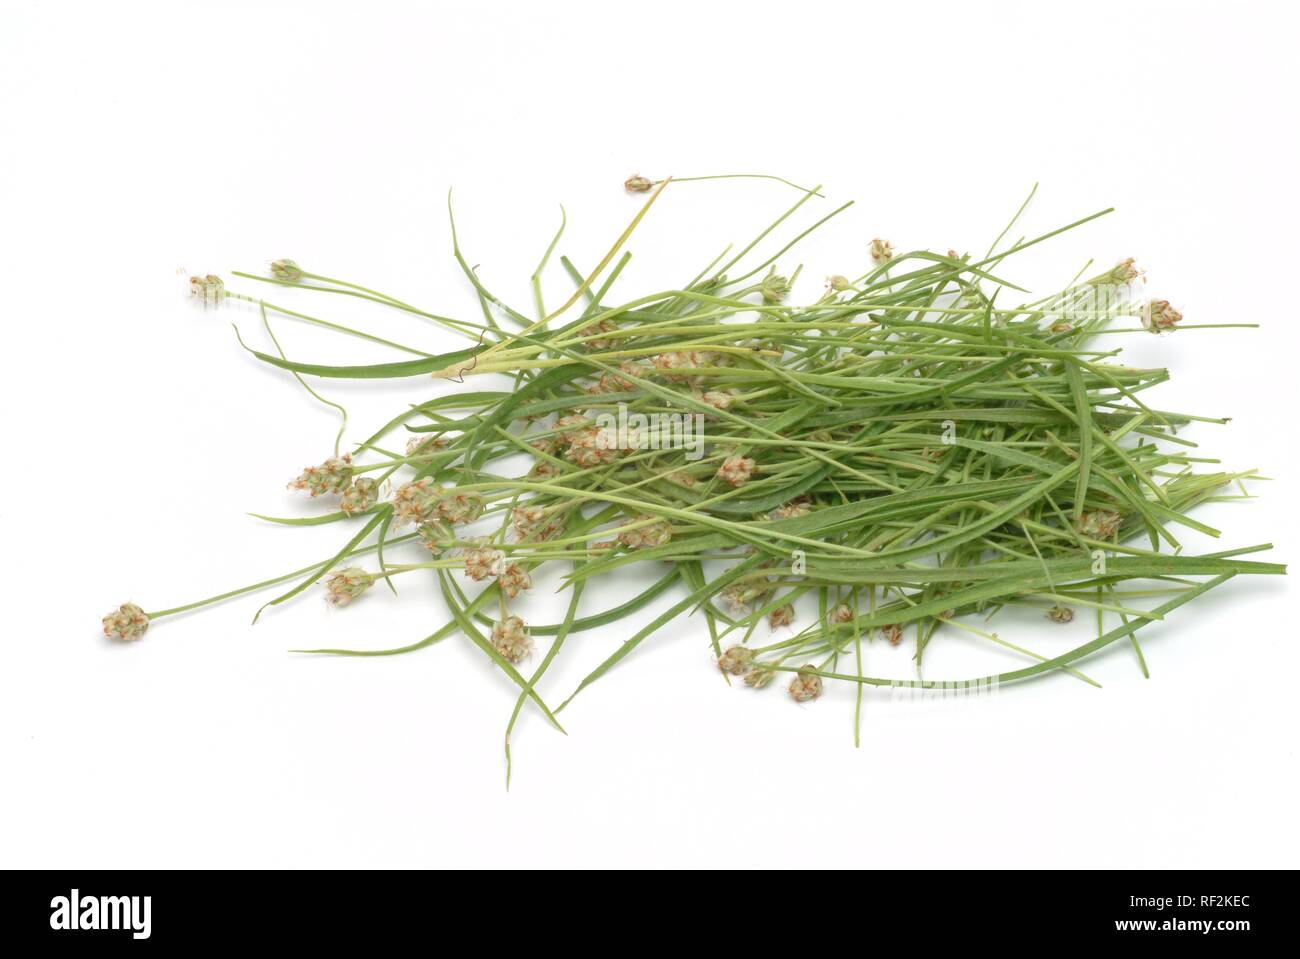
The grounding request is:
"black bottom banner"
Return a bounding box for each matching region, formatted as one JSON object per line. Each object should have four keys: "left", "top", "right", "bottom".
{"left": 0, "top": 868, "right": 1283, "bottom": 947}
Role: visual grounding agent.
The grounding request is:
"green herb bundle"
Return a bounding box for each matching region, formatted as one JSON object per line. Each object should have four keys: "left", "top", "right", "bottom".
{"left": 104, "top": 177, "right": 1285, "bottom": 776}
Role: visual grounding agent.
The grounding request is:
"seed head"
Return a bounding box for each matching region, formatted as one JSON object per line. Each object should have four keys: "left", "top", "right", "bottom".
{"left": 416, "top": 521, "right": 449, "bottom": 554}
{"left": 325, "top": 567, "right": 375, "bottom": 606}
{"left": 565, "top": 428, "right": 620, "bottom": 467}
{"left": 768, "top": 604, "right": 795, "bottom": 629}
{"left": 512, "top": 505, "right": 547, "bottom": 538}
{"left": 464, "top": 544, "right": 506, "bottom": 581}
{"left": 588, "top": 363, "right": 639, "bottom": 394}
{"left": 587, "top": 369, "right": 631, "bottom": 392}
{"left": 491, "top": 615, "right": 532, "bottom": 664}
{"left": 436, "top": 489, "right": 485, "bottom": 525}
{"left": 1077, "top": 509, "right": 1122, "bottom": 540}
{"left": 617, "top": 515, "right": 673, "bottom": 549}
{"left": 499, "top": 562, "right": 532, "bottom": 598}
{"left": 528, "top": 515, "right": 568, "bottom": 543}
{"left": 869, "top": 238, "right": 895, "bottom": 263}
{"left": 881, "top": 624, "right": 905, "bottom": 646}
{"left": 718, "top": 644, "right": 755, "bottom": 676}
{"left": 1143, "top": 299, "right": 1183, "bottom": 333}
{"left": 699, "top": 389, "right": 734, "bottom": 410}
{"left": 651, "top": 350, "right": 713, "bottom": 383}
{"left": 406, "top": 435, "right": 448, "bottom": 464}
{"left": 339, "top": 476, "right": 379, "bottom": 515}
{"left": 288, "top": 454, "right": 354, "bottom": 498}
{"left": 831, "top": 603, "right": 855, "bottom": 624}
{"left": 189, "top": 274, "right": 225, "bottom": 306}
{"left": 1051, "top": 321, "right": 1075, "bottom": 334}
{"left": 761, "top": 272, "right": 792, "bottom": 304}
{"left": 717, "top": 456, "right": 756, "bottom": 487}
{"left": 743, "top": 666, "right": 774, "bottom": 689}
{"left": 624, "top": 174, "right": 654, "bottom": 193}
{"left": 270, "top": 259, "right": 304, "bottom": 283}
{"left": 577, "top": 319, "right": 619, "bottom": 351}
{"left": 1090, "top": 257, "right": 1143, "bottom": 286}
{"left": 1047, "top": 605, "right": 1075, "bottom": 624}
{"left": 392, "top": 478, "right": 440, "bottom": 525}
{"left": 826, "top": 275, "right": 852, "bottom": 292}
{"left": 770, "top": 499, "right": 810, "bottom": 520}
{"left": 554, "top": 414, "right": 590, "bottom": 444}
{"left": 788, "top": 665, "right": 823, "bottom": 703}
{"left": 720, "top": 579, "right": 773, "bottom": 613}
{"left": 102, "top": 602, "right": 149, "bottom": 641}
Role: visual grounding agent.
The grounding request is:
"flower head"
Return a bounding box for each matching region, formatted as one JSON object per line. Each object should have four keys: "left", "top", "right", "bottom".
{"left": 416, "top": 521, "right": 449, "bottom": 554}
{"left": 831, "top": 603, "right": 855, "bottom": 624}
{"left": 1077, "top": 509, "right": 1123, "bottom": 540}
{"left": 717, "top": 456, "right": 756, "bottom": 487}
{"left": 463, "top": 544, "right": 505, "bottom": 581}
{"left": 788, "top": 665, "right": 823, "bottom": 703}
{"left": 499, "top": 562, "right": 532, "bottom": 599}
{"left": 577, "top": 319, "right": 619, "bottom": 351}
{"left": 339, "top": 477, "right": 379, "bottom": 515}
{"left": 624, "top": 174, "right": 654, "bottom": 194}
{"left": 406, "top": 435, "right": 448, "bottom": 465}
{"left": 392, "top": 478, "right": 441, "bottom": 525}
{"left": 512, "top": 505, "right": 547, "bottom": 539}
{"left": 270, "top": 259, "right": 303, "bottom": 283}
{"left": 651, "top": 350, "right": 713, "bottom": 383}
{"left": 436, "top": 490, "right": 485, "bottom": 525}
{"left": 720, "top": 578, "right": 773, "bottom": 613}
{"left": 717, "top": 644, "right": 754, "bottom": 676}
{"left": 325, "top": 567, "right": 375, "bottom": 606}
{"left": 826, "top": 274, "right": 852, "bottom": 292}
{"left": 869, "top": 238, "right": 895, "bottom": 263}
{"left": 761, "top": 272, "right": 792, "bottom": 304}
{"left": 189, "top": 274, "right": 225, "bottom": 306}
{"left": 881, "top": 624, "right": 905, "bottom": 646}
{"left": 768, "top": 604, "right": 795, "bottom": 629}
{"left": 770, "top": 499, "right": 810, "bottom": 520}
{"left": 743, "top": 666, "right": 774, "bottom": 689}
{"left": 102, "top": 602, "right": 149, "bottom": 641}
{"left": 1047, "top": 605, "right": 1075, "bottom": 624}
{"left": 288, "top": 454, "right": 354, "bottom": 498}
{"left": 491, "top": 615, "right": 532, "bottom": 664}
{"left": 1143, "top": 300, "right": 1183, "bottom": 333}
{"left": 1089, "top": 258, "right": 1143, "bottom": 286}
{"left": 554, "top": 414, "right": 590, "bottom": 444}
{"left": 617, "top": 515, "right": 673, "bottom": 549}
{"left": 565, "top": 428, "right": 620, "bottom": 467}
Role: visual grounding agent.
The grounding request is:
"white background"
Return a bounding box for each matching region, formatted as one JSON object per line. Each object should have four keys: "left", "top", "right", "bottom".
{"left": 2, "top": 0, "right": 1297, "bottom": 868}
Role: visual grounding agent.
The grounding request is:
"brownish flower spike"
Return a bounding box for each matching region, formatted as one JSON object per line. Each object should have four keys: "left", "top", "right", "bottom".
{"left": 103, "top": 603, "right": 149, "bottom": 641}
{"left": 788, "top": 665, "right": 823, "bottom": 703}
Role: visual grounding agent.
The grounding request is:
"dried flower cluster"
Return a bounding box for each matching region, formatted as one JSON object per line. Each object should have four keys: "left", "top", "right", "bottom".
{"left": 716, "top": 456, "right": 756, "bottom": 487}
{"left": 491, "top": 615, "right": 532, "bottom": 664}
{"left": 617, "top": 515, "right": 673, "bottom": 549}
{"left": 325, "top": 568, "right": 375, "bottom": 606}
{"left": 788, "top": 666, "right": 823, "bottom": 703}
{"left": 289, "top": 454, "right": 354, "bottom": 498}
{"left": 102, "top": 602, "right": 149, "bottom": 641}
